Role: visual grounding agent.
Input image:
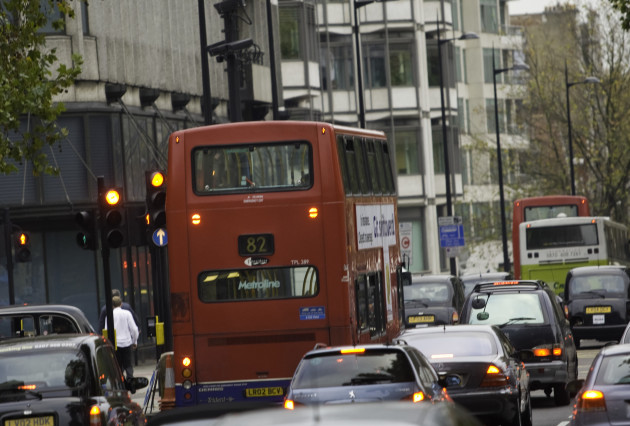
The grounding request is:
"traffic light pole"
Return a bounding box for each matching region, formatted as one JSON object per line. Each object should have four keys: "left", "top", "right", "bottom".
{"left": 98, "top": 176, "right": 116, "bottom": 347}
{"left": 3, "top": 209, "right": 15, "bottom": 305}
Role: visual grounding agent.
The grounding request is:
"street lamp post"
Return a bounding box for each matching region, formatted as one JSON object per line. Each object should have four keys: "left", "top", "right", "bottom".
{"left": 353, "top": 0, "right": 376, "bottom": 129}
{"left": 492, "top": 49, "right": 529, "bottom": 273}
{"left": 437, "top": 26, "right": 478, "bottom": 275}
{"left": 565, "top": 60, "right": 599, "bottom": 196}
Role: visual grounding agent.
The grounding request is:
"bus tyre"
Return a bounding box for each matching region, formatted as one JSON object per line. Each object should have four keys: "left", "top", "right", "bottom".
{"left": 554, "top": 384, "right": 571, "bottom": 406}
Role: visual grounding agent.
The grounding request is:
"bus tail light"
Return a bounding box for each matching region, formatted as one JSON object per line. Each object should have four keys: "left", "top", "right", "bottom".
{"left": 89, "top": 405, "right": 102, "bottom": 426}
{"left": 480, "top": 364, "right": 508, "bottom": 387}
{"left": 576, "top": 390, "right": 606, "bottom": 412}
{"left": 182, "top": 356, "right": 193, "bottom": 398}
{"left": 191, "top": 213, "right": 201, "bottom": 225}
{"left": 308, "top": 207, "right": 318, "bottom": 219}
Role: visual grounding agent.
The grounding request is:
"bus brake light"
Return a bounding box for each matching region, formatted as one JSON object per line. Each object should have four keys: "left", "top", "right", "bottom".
{"left": 192, "top": 214, "right": 201, "bottom": 225}
{"left": 309, "top": 207, "right": 318, "bottom": 219}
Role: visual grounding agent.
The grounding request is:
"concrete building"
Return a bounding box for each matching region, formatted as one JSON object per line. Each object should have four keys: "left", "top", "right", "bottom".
{"left": 0, "top": 0, "right": 526, "bottom": 352}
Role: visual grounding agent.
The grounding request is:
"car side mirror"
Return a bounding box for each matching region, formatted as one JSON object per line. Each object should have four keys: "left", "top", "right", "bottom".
{"left": 471, "top": 297, "right": 486, "bottom": 309}
{"left": 126, "top": 376, "right": 149, "bottom": 393}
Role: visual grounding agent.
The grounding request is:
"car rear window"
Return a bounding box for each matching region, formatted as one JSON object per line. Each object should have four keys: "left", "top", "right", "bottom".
{"left": 293, "top": 350, "right": 415, "bottom": 388}
{"left": 0, "top": 348, "right": 87, "bottom": 396}
{"left": 404, "top": 282, "right": 450, "bottom": 303}
{"left": 468, "top": 293, "right": 546, "bottom": 325}
{"left": 594, "top": 353, "right": 630, "bottom": 385}
{"left": 568, "top": 275, "right": 627, "bottom": 298}
{"left": 406, "top": 332, "right": 497, "bottom": 357}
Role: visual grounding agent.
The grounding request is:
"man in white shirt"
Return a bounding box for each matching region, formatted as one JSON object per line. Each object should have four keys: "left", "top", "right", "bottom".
{"left": 106, "top": 295, "right": 139, "bottom": 382}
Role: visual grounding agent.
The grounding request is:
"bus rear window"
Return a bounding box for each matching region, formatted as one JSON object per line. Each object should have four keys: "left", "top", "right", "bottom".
{"left": 198, "top": 266, "right": 318, "bottom": 302}
{"left": 526, "top": 223, "right": 598, "bottom": 249}
{"left": 192, "top": 142, "right": 312, "bottom": 193}
{"left": 524, "top": 205, "right": 579, "bottom": 221}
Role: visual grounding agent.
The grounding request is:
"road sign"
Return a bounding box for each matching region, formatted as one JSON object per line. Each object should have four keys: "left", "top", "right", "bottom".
{"left": 439, "top": 216, "right": 465, "bottom": 248}
{"left": 152, "top": 228, "right": 168, "bottom": 247}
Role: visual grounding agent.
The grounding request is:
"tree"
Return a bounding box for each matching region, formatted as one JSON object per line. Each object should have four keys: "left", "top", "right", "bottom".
{"left": 517, "top": 1, "right": 630, "bottom": 223}
{"left": 0, "top": 0, "right": 82, "bottom": 175}
{"left": 607, "top": 0, "right": 630, "bottom": 30}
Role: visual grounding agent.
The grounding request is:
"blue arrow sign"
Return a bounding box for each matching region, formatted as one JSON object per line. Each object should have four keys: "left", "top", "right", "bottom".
{"left": 152, "top": 228, "right": 168, "bottom": 247}
{"left": 439, "top": 223, "right": 465, "bottom": 248}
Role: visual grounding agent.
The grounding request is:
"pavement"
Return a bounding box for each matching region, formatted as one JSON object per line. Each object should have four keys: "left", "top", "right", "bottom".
{"left": 131, "top": 357, "right": 161, "bottom": 414}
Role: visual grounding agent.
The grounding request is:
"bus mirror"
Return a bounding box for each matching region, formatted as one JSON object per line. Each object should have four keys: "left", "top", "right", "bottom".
{"left": 401, "top": 271, "right": 412, "bottom": 286}
{"left": 472, "top": 297, "right": 486, "bottom": 310}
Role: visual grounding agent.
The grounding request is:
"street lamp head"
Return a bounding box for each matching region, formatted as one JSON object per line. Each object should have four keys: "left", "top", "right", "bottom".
{"left": 459, "top": 32, "right": 479, "bottom": 41}
{"left": 583, "top": 76, "right": 600, "bottom": 84}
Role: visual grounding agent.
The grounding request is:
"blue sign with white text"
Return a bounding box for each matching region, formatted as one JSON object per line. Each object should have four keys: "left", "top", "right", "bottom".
{"left": 299, "top": 306, "right": 326, "bottom": 320}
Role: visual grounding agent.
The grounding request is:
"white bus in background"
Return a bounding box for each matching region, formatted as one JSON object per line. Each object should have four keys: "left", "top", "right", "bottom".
{"left": 519, "top": 216, "right": 630, "bottom": 295}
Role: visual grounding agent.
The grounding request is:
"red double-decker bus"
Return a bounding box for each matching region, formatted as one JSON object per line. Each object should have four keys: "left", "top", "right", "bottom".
{"left": 512, "top": 195, "right": 590, "bottom": 279}
{"left": 165, "top": 121, "right": 406, "bottom": 406}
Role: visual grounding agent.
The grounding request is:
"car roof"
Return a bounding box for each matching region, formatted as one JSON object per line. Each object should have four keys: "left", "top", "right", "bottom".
{"left": 207, "top": 401, "right": 483, "bottom": 426}
{"left": 304, "top": 343, "right": 406, "bottom": 356}
{"left": 599, "top": 342, "right": 630, "bottom": 357}
{"left": 471, "top": 280, "right": 545, "bottom": 293}
{"left": 567, "top": 265, "right": 628, "bottom": 276}
{"left": 410, "top": 274, "right": 458, "bottom": 283}
{"left": 399, "top": 324, "right": 500, "bottom": 336}
{"left": 0, "top": 333, "right": 100, "bottom": 351}
{"left": 0, "top": 304, "right": 94, "bottom": 327}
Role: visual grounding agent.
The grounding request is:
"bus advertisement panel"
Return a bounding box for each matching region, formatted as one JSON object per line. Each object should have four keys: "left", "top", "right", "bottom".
{"left": 519, "top": 216, "right": 629, "bottom": 295}
{"left": 512, "top": 195, "right": 590, "bottom": 278}
{"left": 165, "top": 121, "right": 405, "bottom": 407}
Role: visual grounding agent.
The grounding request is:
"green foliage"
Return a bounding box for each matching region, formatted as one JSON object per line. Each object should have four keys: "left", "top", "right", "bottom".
{"left": 607, "top": 0, "right": 630, "bottom": 30}
{"left": 518, "top": 0, "right": 630, "bottom": 224}
{"left": 0, "top": 0, "right": 82, "bottom": 175}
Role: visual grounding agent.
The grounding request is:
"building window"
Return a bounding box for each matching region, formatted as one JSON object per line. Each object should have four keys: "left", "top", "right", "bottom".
{"left": 483, "top": 48, "right": 501, "bottom": 84}
{"left": 320, "top": 35, "right": 354, "bottom": 90}
{"left": 480, "top": 0, "right": 498, "bottom": 34}
{"left": 363, "top": 44, "right": 387, "bottom": 88}
{"left": 389, "top": 46, "right": 414, "bottom": 87}
{"left": 280, "top": 4, "right": 317, "bottom": 61}
{"left": 394, "top": 129, "right": 420, "bottom": 175}
{"left": 486, "top": 98, "right": 496, "bottom": 134}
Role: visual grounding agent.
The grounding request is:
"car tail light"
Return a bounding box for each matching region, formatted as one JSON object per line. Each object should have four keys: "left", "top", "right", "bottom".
{"left": 451, "top": 311, "right": 459, "bottom": 324}
{"left": 576, "top": 390, "right": 606, "bottom": 412}
{"left": 284, "top": 399, "right": 295, "bottom": 410}
{"left": 533, "top": 344, "right": 562, "bottom": 361}
{"left": 89, "top": 405, "right": 102, "bottom": 426}
{"left": 399, "top": 391, "right": 426, "bottom": 403}
{"left": 480, "top": 364, "right": 508, "bottom": 387}
{"left": 563, "top": 305, "right": 569, "bottom": 318}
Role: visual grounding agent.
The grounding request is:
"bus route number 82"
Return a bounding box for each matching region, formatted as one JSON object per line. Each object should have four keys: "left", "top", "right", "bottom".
{"left": 238, "top": 234, "right": 275, "bottom": 256}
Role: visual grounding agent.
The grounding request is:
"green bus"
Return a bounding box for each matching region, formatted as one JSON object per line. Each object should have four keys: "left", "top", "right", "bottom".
{"left": 519, "top": 216, "right": 630, "bottom": 296}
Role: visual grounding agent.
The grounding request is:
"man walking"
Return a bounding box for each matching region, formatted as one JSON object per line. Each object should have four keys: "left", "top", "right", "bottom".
{"left": 98, "top": 289, "right": 140, "bottom": 334}
{"left": 106, "top": 296, "right": 139, "bottom": 384}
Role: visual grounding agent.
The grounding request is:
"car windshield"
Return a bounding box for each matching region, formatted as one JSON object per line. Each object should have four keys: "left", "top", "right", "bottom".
{"left": 405, "top": 332, "right": 497, "bottom": 358}
{"left": 0, "top": 348, "right": 87, "bottom": 398}
{"left": 568, "top": 275, "right": 627, "bottom": 298}
{"left": 468, "top": 293, "right": 545, "bottom": 326}
{"left": 293, "top": 350, "right": 415, "bottom": 388}
{"left": 594, "top": 353, "right": 630, "bottom": 385}
{"left": 404, "top": 283, "right": 450, "bottom": 303}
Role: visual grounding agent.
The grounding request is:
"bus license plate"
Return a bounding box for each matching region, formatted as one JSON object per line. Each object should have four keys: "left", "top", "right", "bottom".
{"left": 5, "top": 416, "right": 54, "bottom": 426}
{"left": 408, "top": 315, "right": 434, "bottom": 324}
{"left": 585, "top": 306, "right": 611, "bottom": 314}
{"left": 245, "top": 387, "right": 284, "bottom": 398}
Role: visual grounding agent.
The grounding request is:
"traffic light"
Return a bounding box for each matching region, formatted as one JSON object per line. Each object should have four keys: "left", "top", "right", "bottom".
{"left": 75, "top": 209, "right": 98, "bottom": 250}
{"left": 14, "top": 231, "right": 31, "bottom": 262}
{"left": 146, "top": 171, "right": 166, "bottom": 231}
{"left": 99, "top": 185, "right": 127, "bottom": 249}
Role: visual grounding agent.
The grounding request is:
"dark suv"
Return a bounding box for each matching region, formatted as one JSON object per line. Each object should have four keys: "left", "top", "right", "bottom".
{"left": 461, "top": 280, "right": 578, "bottom": 406}
{"left": 283, "top": 343, "right": 451, "bottom": 408}
{"left": 402, "top": 274, "right": 465, "bottom": 328}
{"left": 563, "top": 265, "right": 630, "bottom": 348}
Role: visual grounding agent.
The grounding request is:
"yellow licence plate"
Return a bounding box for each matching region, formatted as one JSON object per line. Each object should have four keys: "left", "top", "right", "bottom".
{"left": 585, "top": 306, "right": 612, "bottom": 314}
{"left": 245, "top": 387, "right": 284, "bottom": 397}
{"left": 5, "top": 416, "right": 54, "bottom": 426}
{"left": 408, "top": 315, "right": 435, "bottom": 324}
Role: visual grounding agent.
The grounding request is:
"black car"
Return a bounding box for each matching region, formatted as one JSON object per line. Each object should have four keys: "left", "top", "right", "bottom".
{"left": 402, "top": 274, "right": 465, "bottom": 328}
{"left": 399, "top": 324, "right": 532, "bottom": 426}
{"left": 563, "top": 265, "right": 630, "bottom": 348}
{"left": 0, "top": 304, "right": 95, "bottom": 339}
{"left": 283, "top": 343, "right": 452, "bottom": 408}
{"left": 461, "top": 272, "right": 512, "bottom": 297}
{"left": 0, "top": 334, "right": 148, "bottom": 425}
{"left": 461, "top": 280, "right": 578, "bottom": 406}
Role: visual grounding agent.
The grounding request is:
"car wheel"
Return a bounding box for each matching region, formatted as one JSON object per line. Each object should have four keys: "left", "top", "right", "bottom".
{"left": 521, "top": 391, "right": 532, "bottom": 426}
{"left": 554, "top": 383, "right": 571, "bottom": 406}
